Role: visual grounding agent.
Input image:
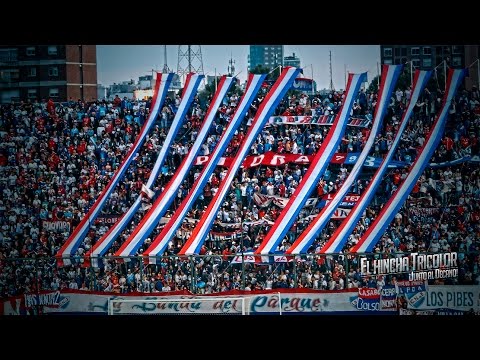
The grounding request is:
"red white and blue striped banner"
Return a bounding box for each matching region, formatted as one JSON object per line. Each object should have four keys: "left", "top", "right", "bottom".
{"left": 114, "top": 75, "right": 233, "bottom": 258}
{"left": 55, "top": 72, "right": 174, "bottom": 266}
{"left": 287, "top": 64, "right": 404, "bottom": 255}
{"left": 254, "top": 72, "right": 367, "bottom": 256}
{"left": 84, "top": 73, "right": 207, "bottom": 266}
{"left": 144, "top": 74, "right": 266, "bottom": 263}
{"left": 179, "top": 67, "right": 301, "bottom": 255}
{"left": 318, "top": 69, "right": 432, "bottom": 254}
{"left": 351, "top": 68, "right": 467, "bottom": 253}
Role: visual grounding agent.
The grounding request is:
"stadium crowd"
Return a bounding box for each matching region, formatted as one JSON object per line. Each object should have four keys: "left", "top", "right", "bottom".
{"left": 1, "top": 77, "right": 479, "bottom": 299}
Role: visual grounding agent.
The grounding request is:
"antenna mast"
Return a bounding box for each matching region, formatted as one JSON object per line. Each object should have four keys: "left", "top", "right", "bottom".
{"left": 329, "top": 50, "right": 334, "bottom": 91}
{"left": 162, "top": 45, "right": 170, "bottom": 73}
{"left": 177, "top": 45, "right": 205, "bottom": 84}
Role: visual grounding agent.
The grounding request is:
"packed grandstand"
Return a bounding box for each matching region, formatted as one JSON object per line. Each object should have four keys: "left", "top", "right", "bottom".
{"left": 0, "top": 65, "right": 479, "bottom": 315}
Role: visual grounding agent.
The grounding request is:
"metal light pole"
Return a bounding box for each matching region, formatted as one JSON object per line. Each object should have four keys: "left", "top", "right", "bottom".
{"left": 310, "top": 64, "right": 314, "bottom": 95}
{"left": 410, "top": 61, "right": 413, "bottom": 87}
{"left": 470, "top": 58, "right": 480, "bottom": 89}
{"left": 477, "top": 58, "right": 480, "bottom": 89}
{"left": 304, "top": 64, "right": 315, "bottom": 95}
{"left": 405, "top": 61, "right": 413, "bottom": 87}
{"left": 444, "top": 60, "right": 447, "bottom": 90}
{"left": 214, "top": 67, "right": 217, "bottom": 92}
{"left": 377, "top": 62, "right": 380, "bottom": 87}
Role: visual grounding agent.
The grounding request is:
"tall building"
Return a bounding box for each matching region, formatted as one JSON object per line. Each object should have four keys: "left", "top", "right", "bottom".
{"left": 464, "top": 45, "right": 479, "bottom": 90}
{"left": 0, "top": 45, "right": 97, "bottom": 103}
{"left": 380, "top": 45, "right": 479, "bottom": 90}
{"left": 138, "top": 75, "right": 152, "bottom": 90}
{"left": 284, "top": 52, "right": 301, "bottom": 68}
{"left": 248, "top": 45, "right": 284, "bottom": 71}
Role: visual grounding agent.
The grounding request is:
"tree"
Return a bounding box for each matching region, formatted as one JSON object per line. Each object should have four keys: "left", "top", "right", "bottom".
{"left": 368, "top": 65, "right": 413, "bottom": 94}
{"left": 368, "top": 75, "right": 380, "bottom": 94}
{"left": 249, "top": 64, "right": 271, "bottom": 75}
{"left": 197, "top": 81, "right": 217, "bottom": 105}
{"left": 395, "top": 65, "right": 412, "bottom": 91}
{"left": 230, "top": 80, "right": 244, "bottom": 96}
{"left": 198, "top": 76, "right": 245, "bottom": 105}
{"left": 427, "top": 69, "right": 445, "bottom": 94}
{"left": 249, "top": 64, "right": 282, "bottom": 82}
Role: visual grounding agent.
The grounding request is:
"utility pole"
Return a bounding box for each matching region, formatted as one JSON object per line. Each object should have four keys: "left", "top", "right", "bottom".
{"left": 214, "top": 67, "right": 217, "bottom": 92}
{"left": 410, "top": 60, "right": 413, "bottom": 87}
{"left": 188, "top": 46, "right": 192, "bottom": 73}
{"left": 177, "top": 45, "right": 204, "bottom": 85}
{"left": 162, "top": 45, "right": 170, "bottom": 73}
{"left": 329, "top": 51, "right": 334, "bottom": 91}
{"left": 474, "top": 58, "right": 480, "bottom": 89}
{"left": 477, "top": 58, "right": 480, "bottom": 90}
{"left": 228, "top": 53, "right": 235, "bottom": 77}
{"left": 377, "top": 62, "right": 380, "bottom": 87}
{"left": 310, "top": 64, "right": 314, "bottom": 95}
{"left": 444, "top": 59, "right": 447, "bottom": 90}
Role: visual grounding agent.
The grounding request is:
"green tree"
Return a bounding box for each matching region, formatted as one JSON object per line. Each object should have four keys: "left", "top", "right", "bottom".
{"left": 249, "top": 64, "right": 271, "bottom": 75}
{"left": 230, "top": 80, "right": 244, "bottom": 96}
{"left": 395, "top": 65, "right": 412, "bottom": 91}
{"left": 197, "top": 77, "right": 244, "bottom": 107}
{"left": 249, "top": 64, "right": 282, "bottom": 82}
{"left": 198, "top": 80, "right": 217, "bottom": 105}
{"left": 368, "top": 75, "right": 380, "bottom": 94}
{"left": 427, "top": 70, "right": 445, "bottom": 94}
{"left": 267, "top": 66, "right": 281, "bottom": 81}
{"left": 368, "top": 64, "right": 413, "bottom": 94}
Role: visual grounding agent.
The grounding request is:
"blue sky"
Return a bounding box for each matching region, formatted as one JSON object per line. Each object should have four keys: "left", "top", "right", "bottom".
{"left": 97, "top": 45, "right": 380, "bottom": 90}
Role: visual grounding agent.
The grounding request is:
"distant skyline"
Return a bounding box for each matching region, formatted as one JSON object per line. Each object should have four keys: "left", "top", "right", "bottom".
{"left": 97, "top": 45, "right": 381, "bottom": 90}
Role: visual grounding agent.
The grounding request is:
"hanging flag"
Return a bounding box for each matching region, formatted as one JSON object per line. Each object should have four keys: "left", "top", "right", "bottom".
{"left": 143, "top": 74, "right": 267, "bottom": 263}
{"left": 319, "top": 69, "right": 432, "bottom": 254}
{"left": 287, "top": 64, "right": 404, "bottom": 255}
{"left": 255, "top": 71, "right": 367, "bottom": 256}
{"left": 141, "top": 184, "right": 155, "bottom": 199}
{"left": 84, "top": 73, "right": 205, "bottom": 268}
{"left": 179, "top": 67, "right": 301, "bottom": 256}
{"left": 55, "top": 72, "right": 174, "bottom": 267}
{"left": 114, "top": 75, "right": 234, "bottom": 259}
{"left": 351, "top": 68, "right": 467, "bottom": 253}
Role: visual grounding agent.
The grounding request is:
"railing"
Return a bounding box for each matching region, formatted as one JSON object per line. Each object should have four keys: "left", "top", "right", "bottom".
{"left": 1, "top": 251, "right": 478, "bottom": 300}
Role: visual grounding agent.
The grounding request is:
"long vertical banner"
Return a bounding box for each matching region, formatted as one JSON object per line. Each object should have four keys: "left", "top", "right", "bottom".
{"left": 84, "top": 73, "right": 209, "bottom": 266}
{"left": 318, "top": 69, "right": 432, "bottom": 254}
{"left": 254, "top": 72, "right": 367, "bottom": 257}
{"left": 351, "top": 68, "right": 466, "bottom": 253}
{"left": 55, "top": 73, "right": 174, "bottom": 266}
{"left": 114, "top": 75, "right": 233, "bottom": 258}
{"left": 179, "top": 67, "right": 301, "bottom": 255}
{"left": 144, "top": 74, "right": 266, "bottom": 263}
{"left": 286, "top": 64, "right": 403, "bottom": 255}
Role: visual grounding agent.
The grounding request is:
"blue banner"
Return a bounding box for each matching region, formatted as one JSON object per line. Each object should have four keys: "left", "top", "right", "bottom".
{"left": 380, "top": 285, "right": 397, "bottom": 311}
{"left": 292, "top": 78, "right": 314, "bottom": 93}
{"left": 343, "top": 153, "right": 407, "bottom": 168}
{"left": 317, "top": 200, "right": 356, "bottom": 209}
{"left": 351, "top": 287, "right": 381, "bottom": 312}
{"left": 395, "top": 280, "right": 428, "bottom": 309}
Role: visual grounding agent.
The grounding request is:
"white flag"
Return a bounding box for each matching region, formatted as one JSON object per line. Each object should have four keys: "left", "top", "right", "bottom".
{"left": 141, "top": 184, "right": 155, "bottom": 199}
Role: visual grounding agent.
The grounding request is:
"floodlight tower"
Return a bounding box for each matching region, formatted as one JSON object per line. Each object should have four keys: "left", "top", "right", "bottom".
{"left": 177, "top": 45, "right": 205, "bottom": 84}
{"left": 162, "top": 45, "right": 170, "bottom": 73}
{"left": 329, "top": 50, "right": 335, "bottom": 91}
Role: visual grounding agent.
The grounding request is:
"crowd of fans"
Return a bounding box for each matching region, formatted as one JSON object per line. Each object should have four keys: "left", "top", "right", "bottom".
{"left": 1, "top": 76, "right": 479, "bottom": 300}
